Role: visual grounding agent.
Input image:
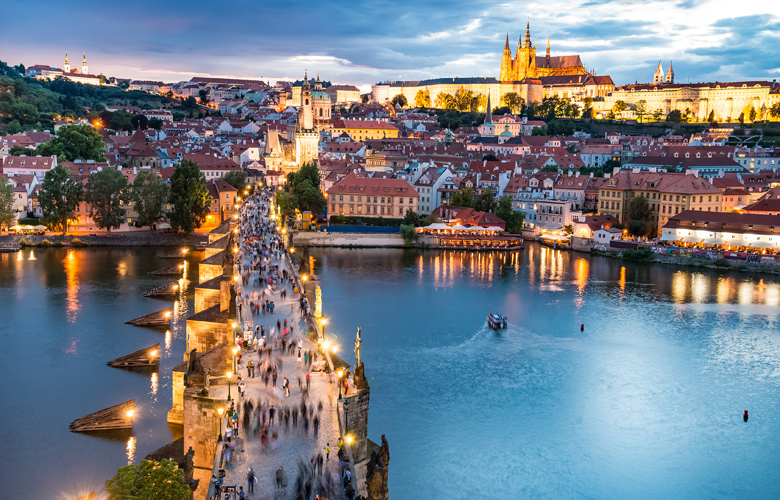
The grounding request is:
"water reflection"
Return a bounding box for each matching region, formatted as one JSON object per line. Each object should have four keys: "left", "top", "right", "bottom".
{"left": 150, "top": 372, "right": 158, "bottom": 396}
{"left": 17, "top": 250, "right": 23, "bottom": 262}
{"left": 28, "top": 249, "right": 36, "bottom": 260}
{"left": 64, "top": 250, "right": 80, "bottom": 323}
{"left": 126, "top": 436, "right": 135, "bottom": 465}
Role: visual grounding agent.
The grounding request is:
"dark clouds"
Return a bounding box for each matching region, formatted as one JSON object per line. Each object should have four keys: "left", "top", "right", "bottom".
{"left": 0, "top": 0, "right": 777, "bottom": 86}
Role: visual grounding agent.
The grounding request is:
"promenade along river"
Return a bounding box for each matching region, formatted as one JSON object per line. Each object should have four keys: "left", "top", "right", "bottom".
{"left": 1, "top": 244, "right": 779, "bottom": 499}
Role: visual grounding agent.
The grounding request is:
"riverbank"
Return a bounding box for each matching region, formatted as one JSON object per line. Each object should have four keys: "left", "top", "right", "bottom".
{"left": 0, "top": 231, "right": 208, "bottom": 247}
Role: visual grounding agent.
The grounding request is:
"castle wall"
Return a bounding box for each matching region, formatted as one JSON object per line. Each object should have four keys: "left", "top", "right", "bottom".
{"left": 186, "top": 316, "right": 231, "bottom": 353}
{"left": 183, "top": 389, "right": 224, "bottom": 500}
{"left": 167, "top": 370, "right": 185, "bottom": 424}
{"left": 195, "top": 287, "right": 220, "bottom": 314}
{"left": 199, "top": 263, "right": 223, "bottom": 283}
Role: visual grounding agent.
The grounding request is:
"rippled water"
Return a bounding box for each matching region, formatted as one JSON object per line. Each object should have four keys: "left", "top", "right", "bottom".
{"left": 309, "top": 245, "right": 780, "bottom": 499}
{"left": 0, "top": 247, "right": 196, "bottom": 500}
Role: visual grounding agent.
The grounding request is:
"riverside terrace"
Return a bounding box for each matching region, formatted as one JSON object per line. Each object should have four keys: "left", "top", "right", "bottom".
{"left": 660, "top": 210, "right": 780, "bottom": 254}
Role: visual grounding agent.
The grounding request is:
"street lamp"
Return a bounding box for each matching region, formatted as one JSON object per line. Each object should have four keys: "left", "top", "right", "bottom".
{"left": 227, "top": 371, "right": 233, "bottom": 401}
{"left": 217, "top": 407, "right": 224, "bottom": 441}
{"left": 337, "top": 369, "right": 344, "bottom": 400}
{"left": 232, "top": 346, "right": 239, "bottom": 374}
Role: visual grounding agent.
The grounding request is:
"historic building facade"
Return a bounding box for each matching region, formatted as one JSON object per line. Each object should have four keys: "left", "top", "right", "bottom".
{"left": 499, "top": 22, "right": 588, "bottom": 82}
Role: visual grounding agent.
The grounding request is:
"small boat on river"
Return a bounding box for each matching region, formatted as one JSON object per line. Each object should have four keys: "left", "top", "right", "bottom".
{"left": 488, "top": 313, "right": 507, "bottom": 330}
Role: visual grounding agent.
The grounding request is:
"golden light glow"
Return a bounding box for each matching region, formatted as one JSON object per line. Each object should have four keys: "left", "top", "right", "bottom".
{"left": 64, "top": 248, "right": 80, "bottom": 324}
{"left": 16, "top": 250, "right": 22, "bottom": 261}
{"left": 150, "top": 371, "right": 158, "bottom": 395}
{"left": 321, "top": 318, "right": 327, "bottom": 325}
{"left": 182, "top": 248, "right": 189, "bottom": 255}
{"left": 126, "top": 409, "right": 135, "bottom": 418}
{"left": 232, "top": 347, "right": 239, "bottom": 356}
{"left": 126, "top": 436, "right": 136, "bottom": 465}
{"left": 330, "top": 344, "right": 338, "bottom": 353}
{"left": 218, "top": 407, "right": 224, "bottom": 416}
{"left": 346, "top": 435, "right": 354, "bottom": 445}
{"left": 173, "top": 284, "right": 178, "bottom": 290}
{"left": 150, "top": 350, "right": 158, "bottom": 358}
{"left": 227, "top": 371, "right": 233, "bottom": 379}
{"left": 231, "top": 322, "right": 237, "bottom": 329}
{"left": 337, "top": 369, "right": 343, "bottom": 378}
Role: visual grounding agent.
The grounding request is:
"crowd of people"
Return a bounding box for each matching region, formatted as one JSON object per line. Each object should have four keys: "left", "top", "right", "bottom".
{"left": 209, "top": 187, "right": 363, "bottom": 500}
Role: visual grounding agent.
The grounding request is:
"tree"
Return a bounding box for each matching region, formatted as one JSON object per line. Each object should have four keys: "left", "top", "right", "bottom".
{"left": 455, "top": 87, "right": 474, "bottom": 112}
{"left": 390, "top": 94, "right": 408, "bottom": 107}
{"left": 635, "top": 100, "right": 647, "bottom": 123}
{"left": 583, "top": 97, "right": 594, "bottom": 110}
{"left": 399, "top": 224, "right": 418, "bottom": 245}
{"left": 666, "top": 110, "right": 683, "bottom": 123}
{"left": 275, "top": 189, "right": 297, "bottom": 219}
{"left": 652, "top": 109, "right": 663, "bottom": 121}
{"left": 105, "top": 459, "right": 189, "bottom": 500}
{"left": 531, "top": 125, "right": 548, "bottom": 136}
{"left": 770, "top": 102, "right": 780, "bottom": 120}
{"left": 132, "top": 170, "right": 167, "bottom": 228}
{"left": 563, "top": 224, "right": 574, "bottom": 235}
{"left": 148, "top": 117, "right": 163, "bottom": 130}
{"left": 37, "top": 124, "right": 107, "bottom": 162}
{"left": 603, "top": 159, "right": 622, "bottom": 172}
{"left": 168, "top": 160, "right": 211, "bottom": 233}
{"left": 450, "top": 187, "right": 475, "bottom": 208}
{"left": 0, "top": 176, "right": 14, "bottom": 230}
{"left": 627, "top": 195, "right": 653, "bottom": 237}
{"left": 85, "top": 168, "right": 129, "bottom": 232}
{"left": 414, "top": 90, "right": 431, "bottom": 108}
{"left": 285, "top": 162, "right": 326, "bottom": 215}
{"left": 708, "top": 110, "right": 716, "bottom": 123}
{"left": 501, "top": 92, "right": 524, "bottom": 114}
{"left": 473, "top": 190, "right": 495, "bottom": 213}
{"left": 738, "top": 112, "right": 745, "bottom": 125}
{"left": 198, "top": 89, "right": 210, "bottom": 105}
{"left": 131, "top": 114, "right": 148, "bottom": 130}
{"left": 565, "top": 144, "right": 578, "bottom": 154}
{"left": 223, "top": 170, "right": 248, "bottom": 192}
{"left": 361, "top": 94, "right": 369, "bottom": 104}
{"left": 611, "top": 100, "right": 626, "bottom": 118}
{"left": 403, "top": 209, "right": 422, "bottom": 227}
{"left": 749, "top": 106, "right": 757, "bottom": 123}
{"left": 494, "top": 195, "right": 525, "bottom": 234}
{"left": 38, "top": 165, "right": 84, "bottom": 234}
{"left": 435, "top": 92, "right": 457, "bottom": 110}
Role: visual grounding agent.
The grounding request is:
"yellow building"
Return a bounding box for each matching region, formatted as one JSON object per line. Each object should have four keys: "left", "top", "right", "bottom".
{"left": 601, "top": 80, "right": 780, "bottom": 122}
{"left": 598, "top": 170, "right": 722, "bottom": 236}
{"left": 500, "top": 22, "right": 588, "bottom": 82}
{"left": 330, "top": 119, "right": 399, "bottom": 141}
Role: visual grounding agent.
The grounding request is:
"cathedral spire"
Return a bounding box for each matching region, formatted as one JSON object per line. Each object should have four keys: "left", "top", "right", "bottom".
{"left": 484, "top": 93, "right": 493, "bottom": 125}
{"left": 653, "top": 61, "right": 664, "bottom": 84}
{"left": 666, "top": 61, "right": 674, "bottom": 84}
{"left": 524, "top": 21, "right": 531, "bottom": 48}
{"left": 64, "top": 52, "right": 70, "bottom": 73}
{"left": 504, "top": 33, "right": 510, "bottom": 53}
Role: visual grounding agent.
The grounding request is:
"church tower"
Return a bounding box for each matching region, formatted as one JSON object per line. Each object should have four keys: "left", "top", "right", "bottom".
{"left": 294, "top": 71, "right": 319, "bottom": 169}
{"left": 653, "top": 61, "right": 664, "bottom": 84}
{"left": 64, "top": 53, "right": 70, "bottom": 73}
{"left": 514, "top": 21, "right": 537, "bottom": 80}
{"left": 499, "top": 34, "right": 513, "bottom": 82}
{"left": 665, "top": 62, "right": 674, "bottom": 84}
{"left": 546, "top": 35, "right": 550, "bottom": 60}
{"left": 479, "top": 93, "right": 495, "bottom": 137}
{"left": 82, "top": 54, "right": 88, "bottom": 75}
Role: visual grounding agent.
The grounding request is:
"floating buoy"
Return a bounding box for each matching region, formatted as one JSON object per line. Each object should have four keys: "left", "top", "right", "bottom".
{"left": 744, "top": 410, "right": 749, "bottom": 422}
{"left": 581, "top": 324, "right": 584, "bottom": 331}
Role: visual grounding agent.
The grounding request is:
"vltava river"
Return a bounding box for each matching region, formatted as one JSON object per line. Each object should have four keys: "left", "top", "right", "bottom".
{"left": 1, "top": 245, "right": 779, "bottom": 499}
{"left": 309, "top": 244, "right": 780, "bottom": 499}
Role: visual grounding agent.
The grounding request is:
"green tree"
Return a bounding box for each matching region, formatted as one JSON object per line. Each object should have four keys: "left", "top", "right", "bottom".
{"left": 390, "top": 94, "right": 408, "bottom": 107}
{"left": 285, "top": 162, "right": 326, "bottom": 215}
{"left": 199, "top": 89, "right": 210, "bottom": 105}
{"left": 361, "top": 94, "right": 369, "bottom": 104}
{"left": 402, "top": 209, "right": 422, "bottom": 227}
{"left": 450, "top": 186, "right": 475, "bottom": 208}
{"left": 635, "top": 100, "right": 647, "bottom": 123}
{"left": 563, "top": 224, "right": 574, "bottom": 235}
{"left": 611, "top": 100, "right": 626, "bottom": 117}
{"left": 131, "top": 114, "right": 149, "bottom": 130}
{"left": 105, "top": 459, "right": 189, "bottom": 500}
{"left": 707, "top": 110, "right": 715, "bottom": 123}
{"left": 738, "top": 112, "right": 745, "bottom": 125}
{"left": 37, "top": 124, "right": 107, "bottom": 162}
{"left": 275, "top": 189, "right": 297, "bottom": 219}
{"left": 168, "top": 160, "right": 211, "bottom": 234}
{"left": 11, "top": 102, "right": 40, "bottom": 124}
{"left": 531, "top": 125, "right": 548, "bottom": 136}
{"left": 666, "top": 110, "right": 683, "bottom": 123}
{"left": 85, "top": 168, "right": 129, "bottom": 232}
{"left": 627, "top": 195, "right": 653, "bottom": 237}
{"left": 399, "top": 224, "right": 418, "bottom": 245}
{"left": 148, "top": 117, "right": 163, "bottom": 130}
{"left": 494, "top": 195, "right": 525, "bottom": 234}
{"left": 473, "top": 190, "right": 495, "bottom": 212}
{"left": 0, "top": 176, "right": 15, "bottom": 230}
{"left": 435, "top": 92, "right": 457, "bottom": 110}
{"left": 749, "top": 106, "right": 757, "bottom": 122}
{"left": 652, "top": 109, "right": 663, "bottom": 121}
{"left": 583, "top": 97, "right": 594, "bottom": 110}
{"left": 9, "top": 145, "right": 33, "bottom": 156}
{"left": 132, "top": 170, "right": 168, "bottom": 228}
{"left": 414, "top": 90, "right": 431, "bottom": 108}
{"left": 223, "top": 170, "right": 248, "bottom": 192}
{"left": 5, "top": 119, "right": 22, "bottom": 134}
{"left": 38, "top": 165, "right": 84, "bottom": 234}
{"left": 501, "top": 92, "right": 524, "bottom": 114}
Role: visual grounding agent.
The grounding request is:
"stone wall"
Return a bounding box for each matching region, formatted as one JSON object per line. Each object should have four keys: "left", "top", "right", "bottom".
{"left": 294, "top": 232, "right": 406, "bottom": 247}
{"left": 199, "top": 263, "right": 223, "bottom": 283}
{"left": 183, "top": 388, "right": 225, "bottom": 500}
{"left": 343, "top": 387, "right": 370, "bottom": 463}
{"left": 194, "top": 287, "right": 221, "bottom": 314}
{"left": 167, "top": 370, "right": 185, "bottom": 425}
{"left": 571, "top": 236, "right": 595, "bottom": 253}
{"left": 186, "top": 316, "right": 231, "bottom": 353}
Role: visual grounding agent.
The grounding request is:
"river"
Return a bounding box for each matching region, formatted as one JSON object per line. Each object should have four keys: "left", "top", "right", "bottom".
{"left": 308, "top": 244, "right": 780, "bottom": 499}
{"left": 1, "top": 244, "right": 778, "bottom": 499}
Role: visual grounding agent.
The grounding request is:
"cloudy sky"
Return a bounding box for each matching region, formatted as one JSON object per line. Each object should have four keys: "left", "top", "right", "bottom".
{"left": 2, "top": 0, "right": 778, "bottom": 89}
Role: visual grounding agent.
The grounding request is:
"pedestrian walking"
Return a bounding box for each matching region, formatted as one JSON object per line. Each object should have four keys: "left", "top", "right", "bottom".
{"left": 247, "top": 468, "right": 256, "bottom": 494}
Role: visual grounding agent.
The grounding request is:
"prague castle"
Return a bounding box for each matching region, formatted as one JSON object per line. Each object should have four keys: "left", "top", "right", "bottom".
{"left": 372, "top": 21, "right": 606, "bottom": 113}
{"left": 499, "top": 22, "right": 587, "bottom": 81}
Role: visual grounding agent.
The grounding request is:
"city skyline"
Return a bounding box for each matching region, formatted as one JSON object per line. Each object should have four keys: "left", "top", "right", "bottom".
{"left": 2, "top": 0, "right": 779, "bottom": 88}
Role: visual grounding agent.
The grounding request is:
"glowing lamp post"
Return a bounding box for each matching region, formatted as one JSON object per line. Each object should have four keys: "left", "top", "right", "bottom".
{"left": 232, "top": 346, "right": 239, "bottom": 373}
{"left": 337, "top": 369, "right": 344, "bottom": 400}
{"left": 227, "top": 371, "right": 233, "bottom": 402}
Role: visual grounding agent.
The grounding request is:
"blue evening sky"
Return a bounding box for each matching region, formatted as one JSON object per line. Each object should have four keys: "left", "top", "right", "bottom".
{"left": 2, "top": 0, "right": 778, "bottom": 88}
